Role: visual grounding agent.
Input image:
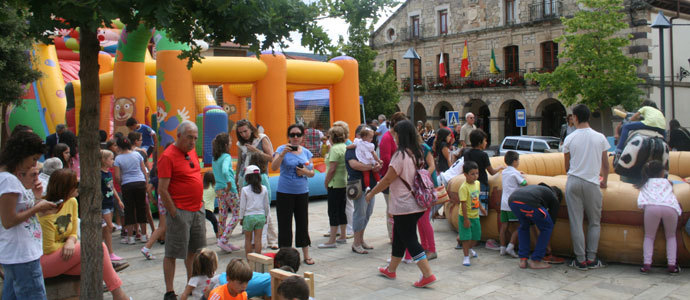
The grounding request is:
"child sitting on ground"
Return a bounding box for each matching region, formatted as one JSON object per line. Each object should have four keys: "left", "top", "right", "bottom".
{"left": 346, "top": 127, "right": 382, "bottom": 189}
{"left": 276, "top": 276, "right": 310, "bottom": 300}
{"left": 636, "top": 160, "right": 681, "bottom": 274}
{"left": 203, "top": 172, "right": 220, "bottom": 238}
{"left": 458, "top": 161, "right": 486, "bottom": 266}
{"left": 239, "top": 165, "right": 270, "bottom": 257}
{"left": 181, "top": 248, "right": 221, "bottom": 300}
{"left": 499, "top": 151, "right": 526, "bottom": 258}
{"left": 209, "top": 258, "right": 253, "bottom": 300}
{"left": 100, "top": 149, "right": 124, "bottom": 262}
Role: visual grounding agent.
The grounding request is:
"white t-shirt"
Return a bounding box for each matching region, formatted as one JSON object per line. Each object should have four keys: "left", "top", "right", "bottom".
{"left": 563, "top": 128, "right": 610, "bottom": 185}
{"left": 0, "top": 172, "right": 43, "bottom": 264}
{"left": 439, "top": 157, "right": 465, "bottom": 185}
{"left": 353, "top": 138, "right": 377, "bottom": 165}
{"left": 187, "top": 274, "right": 221, "bottom": 299}
{"left": 501, "top": 166, "right": 526, "bottom": 211}
{"left": 239, "top": 185, "right": 270, "bottom": 219}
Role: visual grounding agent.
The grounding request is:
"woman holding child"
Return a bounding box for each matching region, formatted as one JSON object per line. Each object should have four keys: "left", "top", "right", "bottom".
{"left": 365, "top": 119, "right": 437, "bottom": 288}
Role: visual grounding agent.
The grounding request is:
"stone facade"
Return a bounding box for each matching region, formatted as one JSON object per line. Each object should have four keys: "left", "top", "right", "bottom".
{"left": 371, "top": 0, "right": 668, "bottom": 146}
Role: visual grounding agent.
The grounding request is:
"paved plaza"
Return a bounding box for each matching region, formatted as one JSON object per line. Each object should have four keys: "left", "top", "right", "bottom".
{"left": 97, "top": 195, "right": 690, "bottom": 299}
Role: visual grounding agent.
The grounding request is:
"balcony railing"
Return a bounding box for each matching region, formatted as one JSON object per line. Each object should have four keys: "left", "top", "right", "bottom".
{"left": 400, "top": 26, "right": 425, "bottom": 41}
{"left": 401, "top": 70, "right": 528, "bottom": 92}
{"left": 529, "top": 1, "right": 562, "bottom": 22}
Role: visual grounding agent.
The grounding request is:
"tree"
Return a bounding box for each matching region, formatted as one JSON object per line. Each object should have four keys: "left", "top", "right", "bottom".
{"left": 14, "top": 1, "right": 331, "bottom": 298}
{"left": 326, "top": 0, "right": 400, "bottom": 121}
{"left": 525, "top": 0, "right": 643, "bottom": 120}
{"left": 0, "top": 3, "right": 42, "bottom": 144}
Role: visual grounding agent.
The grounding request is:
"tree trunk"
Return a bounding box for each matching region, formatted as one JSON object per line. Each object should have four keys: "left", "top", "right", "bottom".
{"left": 78, "top": 26, "right": 104, "bottom": 300}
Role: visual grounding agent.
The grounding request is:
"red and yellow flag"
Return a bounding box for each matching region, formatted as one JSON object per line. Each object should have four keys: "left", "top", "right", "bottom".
{"left": 460, "top": 40, "right": 471, "bottom": 77}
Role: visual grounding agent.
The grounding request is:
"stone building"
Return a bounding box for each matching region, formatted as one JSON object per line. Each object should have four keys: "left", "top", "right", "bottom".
{"left": 371, "top": 0, "right": 690, "bottom": 146}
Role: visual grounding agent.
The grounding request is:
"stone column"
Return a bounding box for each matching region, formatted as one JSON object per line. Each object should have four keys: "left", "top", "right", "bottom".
{"left": 489, "top": 116, "right": 502, "bottom": 146}
{"left": 528, "top": 116, "right": 543, "bottom": 136}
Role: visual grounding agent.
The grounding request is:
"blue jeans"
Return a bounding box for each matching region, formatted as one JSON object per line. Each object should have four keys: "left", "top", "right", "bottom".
{"left": 1, "top": 259, "right": 47, "bottom": 300}
{"left": 509, "top": 201, "right": 554, "bottom": 261}
{"left": 617, "top": 121, "right": 666, "bottom": 152}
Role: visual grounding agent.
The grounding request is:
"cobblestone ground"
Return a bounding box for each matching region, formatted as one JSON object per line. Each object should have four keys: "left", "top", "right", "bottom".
{"left": 92, "top": 195, "right": 689, "bottom": 299}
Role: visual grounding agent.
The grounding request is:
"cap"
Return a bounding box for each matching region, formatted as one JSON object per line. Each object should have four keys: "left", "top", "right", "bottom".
{"left": 245, "top": 165, "right": 260, "bottom": 174}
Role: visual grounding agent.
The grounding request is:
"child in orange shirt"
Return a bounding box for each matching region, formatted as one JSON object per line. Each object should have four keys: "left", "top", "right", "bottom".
{"left": 208, "top": 258, "right": 253, "bottom": 300}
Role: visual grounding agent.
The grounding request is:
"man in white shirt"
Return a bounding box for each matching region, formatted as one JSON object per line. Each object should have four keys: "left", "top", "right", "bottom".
{"left": 563, "top": 104, "right": 610, "bottom": 270}
{"left": 459, "top": 113, "right": 476, "bottom": 148}
{"left": 375, "top": 114, "right": 388, "bottom": 144}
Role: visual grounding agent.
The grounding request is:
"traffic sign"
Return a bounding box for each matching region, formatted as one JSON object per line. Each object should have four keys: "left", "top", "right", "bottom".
{"left": 446, "top": 111, "right": 460, "bottom": 126}
{"left": 515, "top": 109, "right": 526, "bottom": 128}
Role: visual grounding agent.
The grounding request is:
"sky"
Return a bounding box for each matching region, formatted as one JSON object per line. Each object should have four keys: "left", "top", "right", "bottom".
{"left": 279, "top": 3, "right": 401, "bottom": 53}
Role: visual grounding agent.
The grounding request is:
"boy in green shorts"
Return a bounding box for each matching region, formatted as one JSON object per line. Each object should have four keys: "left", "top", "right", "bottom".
{"left": 499, "top": 151, "right": 527, "bottom": 258}
{"left": 458, "top": 161, "right": 486, "bottom": 266}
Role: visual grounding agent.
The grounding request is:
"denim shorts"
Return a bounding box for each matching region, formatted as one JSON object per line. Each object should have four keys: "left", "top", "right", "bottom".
{"left": 2, "top": 259, "right": 47, "bottom": 299}
{"left": 102, "top": 208, "right": 114, "bottom": 215}
{"left": 242, "top": 214, "right": 266, "bottom": 232}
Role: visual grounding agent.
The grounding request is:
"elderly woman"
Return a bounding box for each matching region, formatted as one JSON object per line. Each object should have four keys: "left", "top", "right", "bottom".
{"left": 39, "top": 157, "right": 63, "bottom": 197}
{"left": 331, "top": 121, "right": 354, "bottom": 238}
{"left": 365, "top": 120, "right": 437, "bottom": 288}
{"left": 0, "top": 131, "right": 56, "bottom": 299}
{"left": 271, "top": 123, "right": 315, "bottom": 265}
{"left": 39, "top": 169, "right": 130, "bottom": 299}
{"left": 318, "top": 126, "right": 348, "bottom": 249}
{"left": 235, "top": 119, "right": 278, "bottom": 249}
{"left": 346, "top": 124, "right": 381, "bottom": 254}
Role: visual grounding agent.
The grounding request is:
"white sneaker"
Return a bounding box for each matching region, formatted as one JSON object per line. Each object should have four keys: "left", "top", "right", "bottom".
{"left": 140, "top": 235, "right": 148, "bottom": 243}
{"left": 114, "top": 224, "right": 122, "bottom": 231}
{"left": 506, "top": 248, "right": 519, "bottom": 258}
{"left": 402, "top": 258, "right": 414, "bottom": 264}
{"left": 120, "top": 236, "right": 129, "bottom": 244}
{"left": 127, "top": 236, "right": 136, "bottom": 245}
{"left": 499, "top": 246, "right": 507, "bottom": 256}
{"left": 463, "top": 256, "right": 471, "bottom": 266}
{"left": 470, "top": 249, "right": 478, "bottom": 258}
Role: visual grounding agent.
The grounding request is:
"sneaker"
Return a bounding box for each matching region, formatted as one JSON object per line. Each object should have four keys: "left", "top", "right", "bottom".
{"left": 454, "top": 242, "right": 463, "bottom": 250}
{"left": 112, "top": 261, "right": 130, "bottom": 272}
{"left": 568, "top": 259, "right": 588, "bottom": 271}
{"left": 378, "top": 266, "right": 396, "bottom": 279}
{"left": 668, "top": 264, "right": 680, "bottom": 275}
{"left": 543, "top": 255, "right": 565, "bottom": 264}
{"left": 505, "top": 248, "right": 519, "bottom": 258}
{"left": 127, "top": 236, "right": 136, "bottom": 245}
{"left": 499, "top": 246, "right": 507, "bottom": 256}
{"left": 323, "top": 232, "right": 340, "bottom": 237}
{"left": 425, "top": 251, "right": 438, "bottom": 260}
{"left": 140, "top": 235, "right": 148, "bottom": 243}
{"left": 141, "top": 247, "right": 155, "bottom": 260}
{"left": 402, "top": 258, "right": 413, "bottom": 264}
{"left": 462, "top": 256, "right": 471, "bottom": 266}
{"left": 120, "top": 236, "right": 129, "bottom": 244}
{"left": 413, "top": 274, "right": 437, "bottom": 288}
{"left": 586, "top": 258, "right": 607, "bottom": 269}
{"left": 163, "top": 291, "right": 178, "bottom": 300}
{"left": 484, "top": 239, "right": 500, "bottom": 251}
{"left": 114, "top": 224, "right": 122, "bottom": 231}
{"left": 109, "top": 253, "right": 123, "bottom": 262}
{"left": 640, "top": 264, "right": 651, "bottom": 274}
{"left": 470, "top": 249, "right": 478, "bottom": 258}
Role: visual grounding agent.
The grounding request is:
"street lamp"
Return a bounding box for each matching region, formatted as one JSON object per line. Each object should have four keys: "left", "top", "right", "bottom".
{"left": 403, "top": 47, "right": 420, "bottom": 122}
{"left": 651, "top": 11, "right": 671, "bottom": 114}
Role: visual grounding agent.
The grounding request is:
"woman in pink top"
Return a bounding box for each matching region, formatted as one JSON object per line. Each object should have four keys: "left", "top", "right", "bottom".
{"left": 378, "top": 112, "right": 406, "bottom": 241}
{"left": 365, "top": 119, "right": 437, "bottom": 288}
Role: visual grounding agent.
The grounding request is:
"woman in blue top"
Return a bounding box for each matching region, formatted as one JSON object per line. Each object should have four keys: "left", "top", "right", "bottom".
{"left": 271, "top": 124, "right": 316, "bottom": 265}
{"left": 113, "top": 136, "right": 149, "bottom": 245}
{"left": 212, "top": 133, "right": 241, "bottom": 252}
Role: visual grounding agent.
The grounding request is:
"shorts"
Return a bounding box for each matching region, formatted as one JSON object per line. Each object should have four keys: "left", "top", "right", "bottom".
{"left": 102, "top": 208, "right": 114, "bottom": 215}
{"left": 242, "top": 214, "right": 266, "bottom": 232}
{"left": 500, "top": 210, "right": 518, "bottom": 222}
{"left": 458, "top": 216, "right": 481, "bottom": 241}
{"left": 165, "top": 208, "right": 206, "bottom": 259}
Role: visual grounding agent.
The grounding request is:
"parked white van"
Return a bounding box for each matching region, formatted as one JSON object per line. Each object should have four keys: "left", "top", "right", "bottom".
{"left": 498, "top": 136, "right": 561, "bottom": 156}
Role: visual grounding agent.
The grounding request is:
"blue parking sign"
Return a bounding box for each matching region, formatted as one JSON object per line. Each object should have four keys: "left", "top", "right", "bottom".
{"left": 515, "top": 109, "right": 526, "bottom": 127}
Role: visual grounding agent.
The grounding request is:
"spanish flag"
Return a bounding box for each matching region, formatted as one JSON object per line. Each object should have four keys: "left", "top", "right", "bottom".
{"left": 490, "top": 48, "right": 501, "bottom": 74}
{"left": 460, "top": 40, "right": 471, "bottom": 77}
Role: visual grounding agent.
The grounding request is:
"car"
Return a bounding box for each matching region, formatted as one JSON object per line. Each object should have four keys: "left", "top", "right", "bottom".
{"left": 498, "top": 136, "right": 561, "bottom": 156}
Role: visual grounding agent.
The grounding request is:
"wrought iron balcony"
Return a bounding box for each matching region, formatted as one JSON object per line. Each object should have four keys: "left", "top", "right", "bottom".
{"left": 529, "top": 1, "right": 562, "bottom": 21}
{"left": 401, "top": 70, "right": 529, "bottom": 92}
{"left": 400, "top": 26, "right": 425, "bottom": 41}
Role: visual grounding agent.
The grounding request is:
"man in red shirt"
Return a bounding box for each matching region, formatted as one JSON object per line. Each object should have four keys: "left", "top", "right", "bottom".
{"left": 159, "top": 121, "right": 205, "bottom": 300}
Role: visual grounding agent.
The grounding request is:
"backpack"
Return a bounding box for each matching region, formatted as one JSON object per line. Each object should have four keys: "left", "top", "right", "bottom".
{"left": 400, "top": 156, "right": 437, "bottom": 209}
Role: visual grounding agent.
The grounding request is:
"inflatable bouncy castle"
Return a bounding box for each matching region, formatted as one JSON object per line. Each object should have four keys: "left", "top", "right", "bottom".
{"left": 445, "top": 152, "right": 690, "bottom": 266}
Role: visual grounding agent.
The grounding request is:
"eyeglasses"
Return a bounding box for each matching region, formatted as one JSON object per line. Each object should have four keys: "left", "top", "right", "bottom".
{"left": 289, "top": 133, "right": 303, "bottom": 138}
{"left": 184, "top": 155, "right": 195, "bottom": 168}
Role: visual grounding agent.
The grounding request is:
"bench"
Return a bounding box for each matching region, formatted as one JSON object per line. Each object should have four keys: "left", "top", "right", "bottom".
{"left": 44, "top": 275, "right": 80, "bottom": 300}
{"left": 269, "top": 269, "right": 314, "bottom": 300}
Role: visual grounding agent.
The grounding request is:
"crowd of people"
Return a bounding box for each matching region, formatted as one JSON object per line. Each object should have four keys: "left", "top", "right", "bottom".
{"left": 0, "top": 103, "right": 687, "bottom": 299}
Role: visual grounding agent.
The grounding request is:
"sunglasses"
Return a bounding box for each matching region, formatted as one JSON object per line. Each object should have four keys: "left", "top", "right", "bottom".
{"left": 289, "top": 133, "right": 303, "bottom": 138}
{"left": 184, "top": 155, "right": 195, "bottom": 169}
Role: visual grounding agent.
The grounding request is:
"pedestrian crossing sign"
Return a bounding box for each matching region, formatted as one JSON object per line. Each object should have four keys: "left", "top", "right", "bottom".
{"left": 446, "top": 111, "right": 460, "bottom": 126}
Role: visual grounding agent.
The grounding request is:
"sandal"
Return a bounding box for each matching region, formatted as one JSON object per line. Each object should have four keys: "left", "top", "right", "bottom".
{"left": 362, "top": 243, "right": 374, "bottom": 250}
{"left": 303, "top": 258, "right": 315, "bottom": 265}
{"left": 352, "top": 245, "right": 369, "bottom": 254}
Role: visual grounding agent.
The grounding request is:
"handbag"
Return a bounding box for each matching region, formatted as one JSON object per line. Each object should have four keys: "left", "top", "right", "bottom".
{"left": 434, "top": 185, "right": 450, "bottom": 204}
{"left": 346, "top": 179, "right": 363, "bottom": 200}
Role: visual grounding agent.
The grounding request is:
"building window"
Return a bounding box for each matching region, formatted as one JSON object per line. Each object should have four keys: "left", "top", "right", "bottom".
{"left": 436, "top": 53, "right": 449, "bottom": 79}
{"left": 386, "top": 59, "right": 397, "bottom": 79}
{"left": 411, "top": 15, "right": 420, "bottom": 38}
{"left": 439, "top": 10, "right": 448, "bottom": 35}
{"left": 543, "top": 0, "right": 554, "bottom": 17}
{"left": 413, "top": 59, "right": 422, "bottom": 84}
{"left": 505, "top": 0, "right": 515, "bottom": 24}
{"left": 504, "top": 45, "right": 519, "bottom": 75}
{"left": 541, "top": 41, "right": 558, "bottom": 71}
{"left": 387, "top": 28, "right": 395, "bottom": 40}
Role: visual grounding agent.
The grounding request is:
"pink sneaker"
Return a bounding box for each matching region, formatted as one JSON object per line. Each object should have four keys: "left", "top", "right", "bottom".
{"left": 109, "top": 253, "right": 123, "bottom": 262}
{"left": 378, "top": 266, "right": 396, "bottom": 279}
{"left": 413, "top": 274, "right": 437, "bottom": 288}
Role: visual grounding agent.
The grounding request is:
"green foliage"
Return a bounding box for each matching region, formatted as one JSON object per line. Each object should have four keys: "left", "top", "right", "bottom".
{"left": 0, "top": 3, "right": 42, "bottom": 106}
{"left": 328, "top": 0, "right": 400, "bottom": 121}
{"left": 525, "top": 0, "right": 643, "bottom": 112}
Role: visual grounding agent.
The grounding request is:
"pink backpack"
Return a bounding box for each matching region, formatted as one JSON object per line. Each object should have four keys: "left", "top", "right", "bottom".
{"left": 400, "top": 157, "right": 437, "bottom": 209}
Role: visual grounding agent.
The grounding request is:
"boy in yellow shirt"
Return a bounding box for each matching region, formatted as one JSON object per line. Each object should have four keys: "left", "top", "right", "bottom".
{"left": 458, "top": 161, "right": 486, "bottom": 266}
